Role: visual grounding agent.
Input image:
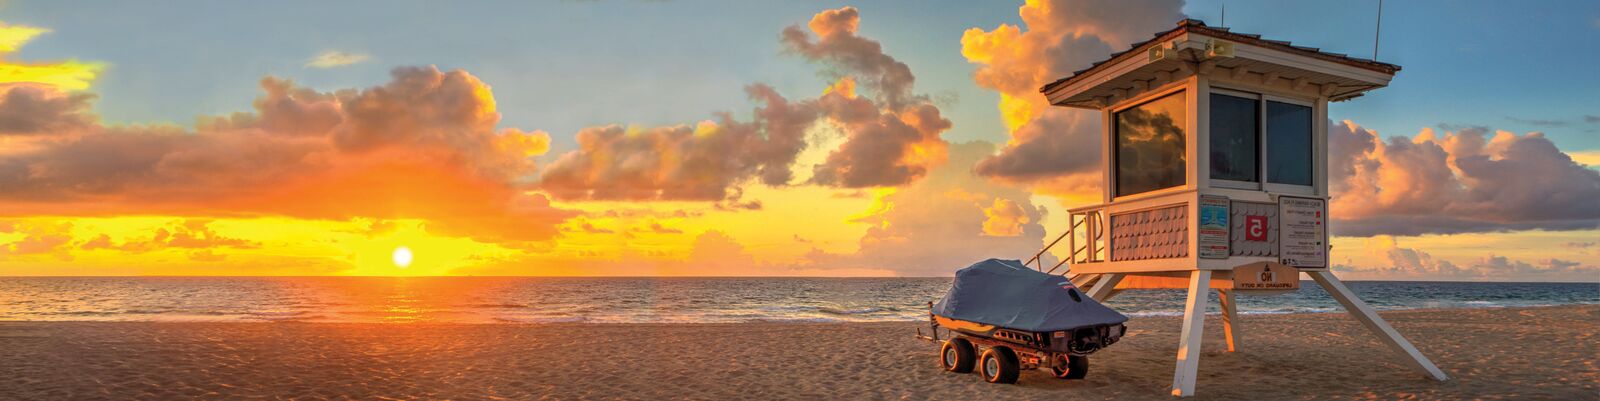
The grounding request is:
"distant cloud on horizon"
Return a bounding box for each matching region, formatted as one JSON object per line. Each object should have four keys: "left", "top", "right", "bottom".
{"left": 305, "top": 50, "right": 371, "bottom": 68}
{"left": 1505, "top": 116, "right": 1568, "bottom": 127}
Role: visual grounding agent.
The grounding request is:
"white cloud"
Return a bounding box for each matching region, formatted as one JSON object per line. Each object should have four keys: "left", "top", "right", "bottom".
{"left": 305, "top": 50, "right": 371, "bottom": 68}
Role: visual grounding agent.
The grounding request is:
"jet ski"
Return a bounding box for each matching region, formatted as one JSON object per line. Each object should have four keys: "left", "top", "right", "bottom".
{"left": 919, "top": 258, "right": 1128, "bottom": 384}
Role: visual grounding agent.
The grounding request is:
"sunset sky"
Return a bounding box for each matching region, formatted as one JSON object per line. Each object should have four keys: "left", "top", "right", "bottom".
{"left": 0, "top": 0, "right": 1596, "bottom": 280}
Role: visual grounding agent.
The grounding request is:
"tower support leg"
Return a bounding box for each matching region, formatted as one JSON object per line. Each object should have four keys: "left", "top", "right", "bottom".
{"left": 1086, "top": 273, "right": 1123, "bottom": 300}
{"left": 1070, "top": 273, "right": 1101, "bottom": 289}
{"left": 1171, "top": 270, "right": 1211, "bottom": 397}
{"left": 1218, "top": 288, "right": 1239, "bottom": 352}
{"left": 1308, "top": 271, "right": 1449, "bottom": 381}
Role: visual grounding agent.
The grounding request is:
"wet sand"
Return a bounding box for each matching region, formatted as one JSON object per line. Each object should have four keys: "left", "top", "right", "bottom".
{"left": 0, "top": 305, "right": 1594, "bottom": 400}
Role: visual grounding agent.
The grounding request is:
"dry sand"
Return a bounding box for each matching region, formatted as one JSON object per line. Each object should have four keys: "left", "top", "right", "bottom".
{"left": 0, "top": 305, "right": 1595, "bottom": 400}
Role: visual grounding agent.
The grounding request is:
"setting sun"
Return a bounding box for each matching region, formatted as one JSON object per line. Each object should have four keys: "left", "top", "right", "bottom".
{"left": 392, "top": 246, "right": 413, "bottom": 269}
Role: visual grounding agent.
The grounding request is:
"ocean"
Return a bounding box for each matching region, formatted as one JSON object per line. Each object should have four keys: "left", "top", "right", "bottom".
{"left": 0, "top": 277, "right": 1594, "bottom": 324}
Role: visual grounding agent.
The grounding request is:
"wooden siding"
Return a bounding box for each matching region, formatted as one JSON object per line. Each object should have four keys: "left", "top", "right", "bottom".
{"left": 1109, "top": 204, "right": 1190, "bottom": 261}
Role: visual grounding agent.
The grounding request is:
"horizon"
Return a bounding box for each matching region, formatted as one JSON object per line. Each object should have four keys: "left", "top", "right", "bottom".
{"left": 0, "top": 0, "right": 1596, "bottom": 282}
{"left": 2, "top": 275, "right": 1594, "bottom": 285}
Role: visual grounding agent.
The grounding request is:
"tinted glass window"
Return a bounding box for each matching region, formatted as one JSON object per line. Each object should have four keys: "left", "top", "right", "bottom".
{"left": 1116, "top": 92, "right": 1186, "bottom": 197}
{"left": 1209, "top": 93, "right": 1258, "bottom": 182}
{"left": 1266, "top": 101, "right": 1312, "bottom": 186}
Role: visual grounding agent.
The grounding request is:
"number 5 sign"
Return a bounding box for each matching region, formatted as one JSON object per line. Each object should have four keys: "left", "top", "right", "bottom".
{"left": 1244, "top": 215, "right": 1268, "bottom": 241}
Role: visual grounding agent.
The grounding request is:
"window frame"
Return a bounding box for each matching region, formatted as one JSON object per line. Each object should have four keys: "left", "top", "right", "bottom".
{"left": 1205, "top": 87, "right": 1317, "bottom": 196}
{"left": 1110, "top": 88, "right": 1188, "bottom": 199}
{"left": 1208, "top": 88, "right": 1263, "bottom": 191}
{"left": 1261, "top": 94, "right": 1316, "bottom": 195}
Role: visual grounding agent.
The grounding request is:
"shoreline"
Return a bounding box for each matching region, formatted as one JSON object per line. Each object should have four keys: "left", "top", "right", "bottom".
{"left": 3, "top": 305, "right": 1594, "bottom": 399}
{"left": 2, "top": 302, "right": 1594, "bottom": 325}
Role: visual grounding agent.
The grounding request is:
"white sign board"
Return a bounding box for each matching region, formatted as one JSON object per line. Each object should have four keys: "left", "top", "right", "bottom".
{"left": 1277, "top": 196, "right": 1327, "bottom": 268}
{"left": 1198, "top": 195, "right": 1229, "bottom": 259}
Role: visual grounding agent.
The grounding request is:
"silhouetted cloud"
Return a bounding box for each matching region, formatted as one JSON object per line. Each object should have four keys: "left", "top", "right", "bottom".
{"left": 0, "top": 84, "right": 95, "bottom": 135}
{"left": 1505, "top": 116, "right": 1567, "bottom": 127}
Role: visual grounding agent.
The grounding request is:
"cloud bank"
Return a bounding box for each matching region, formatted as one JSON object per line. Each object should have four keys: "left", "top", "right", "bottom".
{"left": 1328, "top": 121, "right": 1600, "bottom": 236}
{"left": 0, "top": 67, "right": 571, "bottom": 243}
{"left": 1335, "top": 236, "right": 1598, "bottom": 281}
{"left": 538, "top": 7, "right": 950, "bottom": 200}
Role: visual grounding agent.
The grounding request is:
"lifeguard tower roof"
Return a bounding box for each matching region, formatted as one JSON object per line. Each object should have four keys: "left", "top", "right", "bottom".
{"left": 1041, "top": 19, "right": 1400, "bottom": 109}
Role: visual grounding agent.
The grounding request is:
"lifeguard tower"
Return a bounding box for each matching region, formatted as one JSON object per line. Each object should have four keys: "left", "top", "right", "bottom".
{"left": 1026, "top": 20, "right": 1448, "bottom": 396}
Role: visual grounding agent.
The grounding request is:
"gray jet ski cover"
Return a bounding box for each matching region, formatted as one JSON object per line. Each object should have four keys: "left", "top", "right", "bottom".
{"left": 931, "top": 259, "right": 1128, "bottom": 332}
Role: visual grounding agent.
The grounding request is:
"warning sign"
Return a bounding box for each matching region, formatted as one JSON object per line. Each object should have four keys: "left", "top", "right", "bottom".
{"left": 1277, "top": 196, "right": 1327, "bottom": 268}
{"left": 1233, "top": 262, "right": 1300, "bottom": 291}
{"left": 1198, "top": 195, "right": 1229, "bottom": 259}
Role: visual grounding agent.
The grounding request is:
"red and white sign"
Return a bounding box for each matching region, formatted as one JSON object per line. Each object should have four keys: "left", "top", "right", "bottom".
{"left": 1243, "top": 215, "right": 1268, "bottom": 241}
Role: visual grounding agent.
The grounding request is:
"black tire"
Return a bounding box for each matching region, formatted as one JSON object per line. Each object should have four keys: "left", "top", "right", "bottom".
{"left": 979, "top": 347, "right": 1020, "bottom": 384}
{"left": 1051, "top": 354, "right": 1089, "bottom": 379}
{"left": 939, "top": 338, "right": 976, "bottom": 373}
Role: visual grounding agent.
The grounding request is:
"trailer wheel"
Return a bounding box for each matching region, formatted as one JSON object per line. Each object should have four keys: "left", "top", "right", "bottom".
{"left": 939, "top": 338, "right": 976, "bottom": 373}
{"left": 979, "top": 347, "right": 1020, "bottom": 384}
{"left": 1051, "top": 354, "right": 1089, "bottom": 379}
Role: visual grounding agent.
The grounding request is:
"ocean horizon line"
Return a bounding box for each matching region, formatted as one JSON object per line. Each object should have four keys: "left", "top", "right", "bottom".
{"left": 2, "top": 275, "right": 1597, "bottom": 284}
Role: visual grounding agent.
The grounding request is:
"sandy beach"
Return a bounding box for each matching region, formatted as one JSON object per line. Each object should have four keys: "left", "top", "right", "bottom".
{"left": 0, "top": 305, "right": 1594, "bottom": 400}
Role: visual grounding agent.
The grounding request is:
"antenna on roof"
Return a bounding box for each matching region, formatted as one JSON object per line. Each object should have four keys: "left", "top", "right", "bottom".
{"left": 1373, "top": 0, "right": 1384, "bottom": 60}
{"left": 1220, "top": 1, "right": 1225, "bottom": 26}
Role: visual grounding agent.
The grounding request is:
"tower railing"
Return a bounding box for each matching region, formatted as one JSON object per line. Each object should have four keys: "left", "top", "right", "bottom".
{"left": 1027, "top": 204, "right": 1107, "bottom": 275}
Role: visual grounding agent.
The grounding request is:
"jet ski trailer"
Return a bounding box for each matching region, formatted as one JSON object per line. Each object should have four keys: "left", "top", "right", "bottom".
{"left": 916, "top": 259, "right": 1128, "bottom": 384}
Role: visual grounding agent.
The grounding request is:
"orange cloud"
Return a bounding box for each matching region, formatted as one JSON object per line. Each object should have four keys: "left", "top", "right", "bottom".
{"left": 0, "top": 220, "right": 75, "bottom": 260}
{"left": 78, "top": 219, "right": 257, "bottom": 253}
{"left": 961, "top": 0, "right": 1181, "bottom": 194}
{"left": 1328, "top": 121, "right": 1600, "bottom": 236}
{"left": 0, "top": 66, "right": 572, "bottom": 243}
{"left": 981, "top": 198, "right": 1029, "bottom": 237}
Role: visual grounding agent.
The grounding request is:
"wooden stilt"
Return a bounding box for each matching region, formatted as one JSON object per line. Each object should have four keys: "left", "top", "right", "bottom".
{"left": 1218, "top": 288, "right": 1239, "bottom": 352}
{"left": 1086, "top": 273, "right": 1124, "bottom": 300}
{"left": 1070, "top": 272, "right": 1102, "bottom": 289}
{"left": 1308, "top": 271, "right": 1448, "bottom": 381}
{"left": 1171, "top": 270, "right": 1212, "bottom": 397}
